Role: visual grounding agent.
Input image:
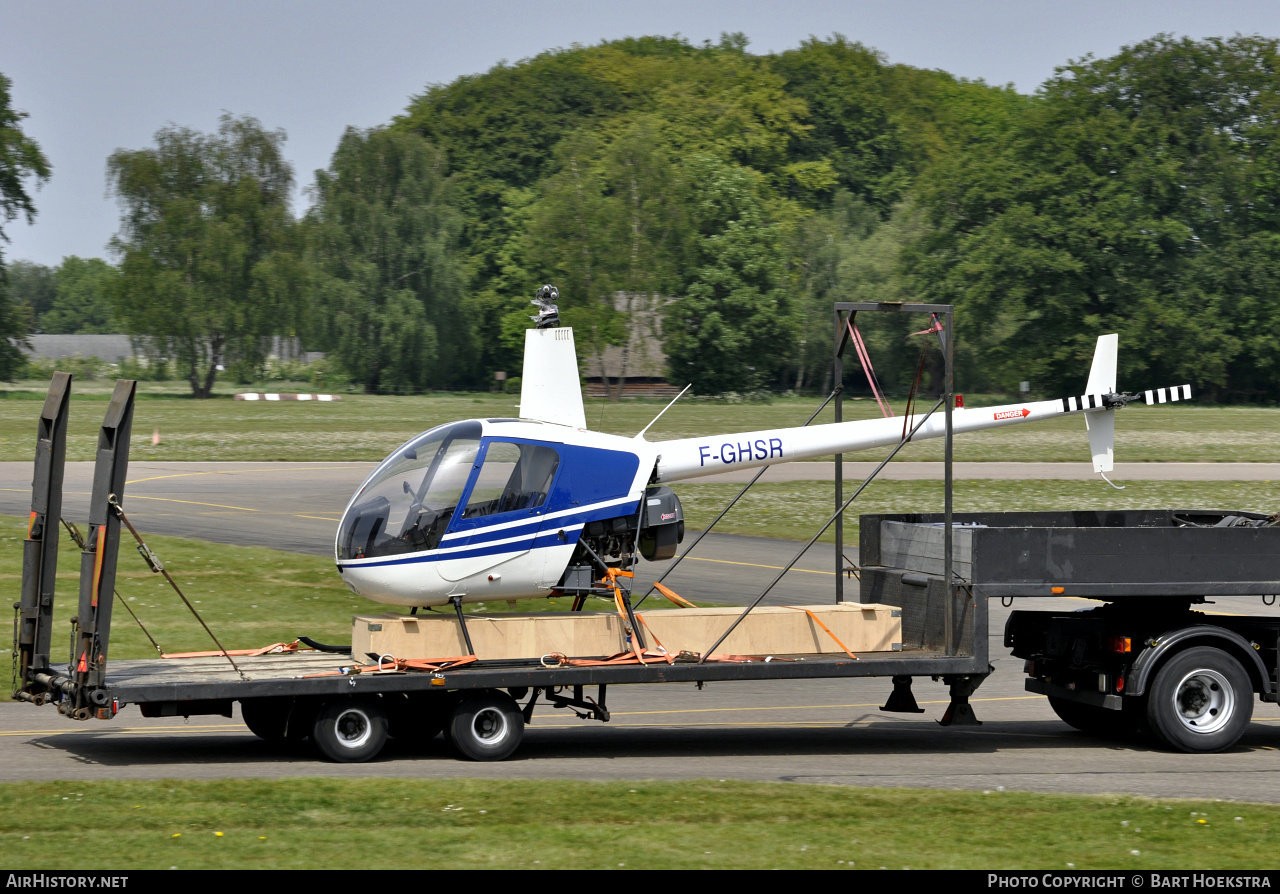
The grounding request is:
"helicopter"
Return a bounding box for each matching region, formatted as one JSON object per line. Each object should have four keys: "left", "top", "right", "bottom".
{"left": 334, "top": 286, "right": 1189, "bottom": 609}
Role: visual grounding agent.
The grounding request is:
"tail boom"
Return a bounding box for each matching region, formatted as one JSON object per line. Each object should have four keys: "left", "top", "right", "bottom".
{"left": 652, "top": 385, "right": 1188, "bottom": 484}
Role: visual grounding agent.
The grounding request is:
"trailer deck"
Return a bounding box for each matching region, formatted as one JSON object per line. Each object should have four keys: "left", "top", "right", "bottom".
{"left": 103, "top": 646, "right": 968, "bottom": 706}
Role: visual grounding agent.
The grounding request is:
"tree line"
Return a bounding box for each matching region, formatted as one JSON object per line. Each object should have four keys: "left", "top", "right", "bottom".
{"left": 3, "top": 33, "right": 1280, "bottom": 401}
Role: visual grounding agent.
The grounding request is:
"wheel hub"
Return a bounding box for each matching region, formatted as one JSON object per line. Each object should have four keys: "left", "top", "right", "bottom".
{"left": 472, "top": 707, "right": 509, "bottom": 745}
{"left": 1173, "top": 669, "right": 1234, "bottom": 735}
{"left": 336, "top": 709, "right": 372, "bottom": 748}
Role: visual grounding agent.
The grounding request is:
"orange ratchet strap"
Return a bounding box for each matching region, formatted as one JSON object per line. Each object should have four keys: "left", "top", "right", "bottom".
{"left": 298, "top": 655, "right": 478, "bottom": 678}
{"left": 162, "top": 640, "right": 310, "bottom": 659}
{"left": 652, "top": 582, "right": 696, "bottom": 608}
{"left": 783, "top": 606, "right": 859, "bottom": 660}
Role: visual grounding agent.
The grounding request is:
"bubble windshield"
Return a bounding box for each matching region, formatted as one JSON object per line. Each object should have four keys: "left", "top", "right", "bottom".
{"left": 337, "top": 421, "right": 481, "bottom": 560}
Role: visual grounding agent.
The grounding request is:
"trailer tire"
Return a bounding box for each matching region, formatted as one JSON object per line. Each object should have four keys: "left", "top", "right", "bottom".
{"left": 240, "top": 698, "right": 289, "bottom": 741}
{"left": 448, "top": 691, "right": 524, "bottom": 761}
{"left": 312, "top": 699, "right": 389, "bottom": 763}
{"left": 1146, "top": 647, "right": 1253, "bottom": 753}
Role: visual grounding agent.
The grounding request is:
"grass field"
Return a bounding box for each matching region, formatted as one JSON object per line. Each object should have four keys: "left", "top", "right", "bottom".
{"left": 0, "top": 778, "right": 1274, "bottom": 869}
{"left": 677, "top": 478, "right": 1280, "bottom": 543}
{"left": 2, "top": 378, "right": 1279, "bottom": 463}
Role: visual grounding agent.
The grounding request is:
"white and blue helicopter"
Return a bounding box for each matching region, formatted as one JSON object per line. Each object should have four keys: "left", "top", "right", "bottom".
{"left": 335, "top": 287, "right": 1190, "bottom": 610}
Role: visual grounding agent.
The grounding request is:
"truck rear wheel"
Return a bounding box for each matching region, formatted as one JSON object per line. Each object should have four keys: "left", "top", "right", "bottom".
{"left": 1146, "top": 647, "right": 1252, "bottom": 753}
{"left": 312, "top": 699, "right": 389, "bottom": 763}
{"left": 448, "top": 690, "right": 524, "bottom": 761}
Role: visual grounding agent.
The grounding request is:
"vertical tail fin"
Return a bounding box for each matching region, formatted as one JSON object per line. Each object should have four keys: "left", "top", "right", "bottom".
{"left": 519, "top": 327, "right": 587, "bottom": 429}
{"left": 1084, "top": 334, "right": 1118, "bottom": 474}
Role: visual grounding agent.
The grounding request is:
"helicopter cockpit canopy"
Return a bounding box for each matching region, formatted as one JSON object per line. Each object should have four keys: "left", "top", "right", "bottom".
{"left": 337, "top": 421, "right": 482, "bottom": 561}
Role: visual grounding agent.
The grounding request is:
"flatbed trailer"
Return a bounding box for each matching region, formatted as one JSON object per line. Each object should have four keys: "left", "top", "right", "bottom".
{"left": 12, "top": 307, "right": 1279, "bottom": 762}
{"left": 10, "top": 305, "right": 998, "bottom": 763}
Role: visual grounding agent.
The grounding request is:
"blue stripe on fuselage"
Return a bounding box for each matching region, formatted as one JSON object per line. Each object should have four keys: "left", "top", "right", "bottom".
{"left": 339, "top": 527, "right": 582, "bottom": 570}
{"left": 437, "top": 499, "right": 638, "bottom": 550}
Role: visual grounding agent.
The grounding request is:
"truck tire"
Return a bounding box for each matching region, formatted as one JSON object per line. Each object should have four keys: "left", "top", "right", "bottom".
{"left": 1146, "top": 647, "right": 1253, "bottom": 753}
{"left": 312, "top": 699, "right": 389, "bottom": 763}
{"left": 448, "top": 690, "right": 524, "bottom": 761}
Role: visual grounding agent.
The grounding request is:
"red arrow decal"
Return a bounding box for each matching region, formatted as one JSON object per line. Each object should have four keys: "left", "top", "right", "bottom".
{"left": 993, "top": 408, "right": 1031, "bottom": 421}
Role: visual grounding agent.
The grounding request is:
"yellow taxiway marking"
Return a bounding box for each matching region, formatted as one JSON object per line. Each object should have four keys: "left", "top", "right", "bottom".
{"left": 682, "top": 556, "right": 835, "bottom": 576}
{"left": 535, "top": 720, "right": 868, "bottom": 730}
{"left": 123, "top": 494, "right": 259, "bottom": 512}
{"left": 125, "top": 466, "right": 366, "bottom": 485}
{"left": 608, "top": 695, "right": 1042, "bottom": 718}
{"left": 5, "top": 487, "right": 340, "bottom": 523}
{"left": 0, "top": 723, "right": 241, "bottom": 737}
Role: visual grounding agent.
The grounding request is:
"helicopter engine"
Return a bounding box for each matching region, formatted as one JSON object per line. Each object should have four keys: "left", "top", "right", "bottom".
{"left": 572, "top": 485, "right": 685, "bottom": 564}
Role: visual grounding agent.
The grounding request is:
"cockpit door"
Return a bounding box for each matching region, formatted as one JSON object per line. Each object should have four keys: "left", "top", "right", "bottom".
{"left": 434, "top": 439, "right": 561, "bottom": 582}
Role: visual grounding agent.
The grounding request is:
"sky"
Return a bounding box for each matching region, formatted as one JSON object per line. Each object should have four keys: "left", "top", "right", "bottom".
{"left": 4, "top": 0, "right": 1280, "bottom": 267}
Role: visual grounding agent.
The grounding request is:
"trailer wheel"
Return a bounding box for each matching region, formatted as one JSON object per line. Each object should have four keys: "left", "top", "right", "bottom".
{"left": 312, "top": 699, "right": 389, "bottom": 763}
{"left": 1146, "top": 647, "right": 1253, "bottom": 753}
{"left": 448, "top": 691, "right": 524, "bottom": 761}
{"left": 240, "top": 698, "right": 289, "bottom": 741}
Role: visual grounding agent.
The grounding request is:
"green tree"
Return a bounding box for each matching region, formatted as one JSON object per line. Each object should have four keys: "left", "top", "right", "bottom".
{"left": 665, "top": 156, "right": 794, "bottom": 394}
{"left": 773, "top": 37, "right": 905, "bottom": 209}
{"left": 524, "top": 121, "right": 687, "bottom": 397}
{"left": 399, "top": 35, "right": 814, "bottom": 331}
{"left": 108, "top": 114, "right": 305, "bottom": 398}
{"left": 40, "top": 256, "right": 119, "bottom": 333}
{"left": 307, "top": 127, "right": 467, "bottom": 393}
{"left": 0, "top": 73, "right": 51, "bottom": 378}
{"left": 907, "top": 35, "right": 1280, "bottom": 400}
{"left": 5, "top": 259, "right": 55, "bottom": 328}
{"left": 789, "top": 190, "right": 879, "bottom": 392}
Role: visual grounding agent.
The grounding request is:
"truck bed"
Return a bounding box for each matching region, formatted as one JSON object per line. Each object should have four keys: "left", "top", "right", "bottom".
{"left": 859, "top": 509, "right": 1280, "bottom": 601}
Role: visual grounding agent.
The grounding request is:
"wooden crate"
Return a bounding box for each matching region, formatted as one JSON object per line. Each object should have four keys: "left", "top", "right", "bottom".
{"left": 351, "top": 603, "right": 901, "bottom": 662}
{"left": 638, "top": 603, "right": 900, "bottom": 656}
{"left": 352, "top": 611, "right": 627, "bottom": 662}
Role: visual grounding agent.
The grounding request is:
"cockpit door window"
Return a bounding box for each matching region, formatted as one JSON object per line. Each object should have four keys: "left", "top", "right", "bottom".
{"left": 458, "top": 441, "right": 561, "bottom": 523}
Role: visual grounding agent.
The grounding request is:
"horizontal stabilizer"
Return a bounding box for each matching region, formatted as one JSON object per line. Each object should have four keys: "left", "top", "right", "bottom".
{"left": 519, "top": 328, "right": 587, "bottom": 429}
